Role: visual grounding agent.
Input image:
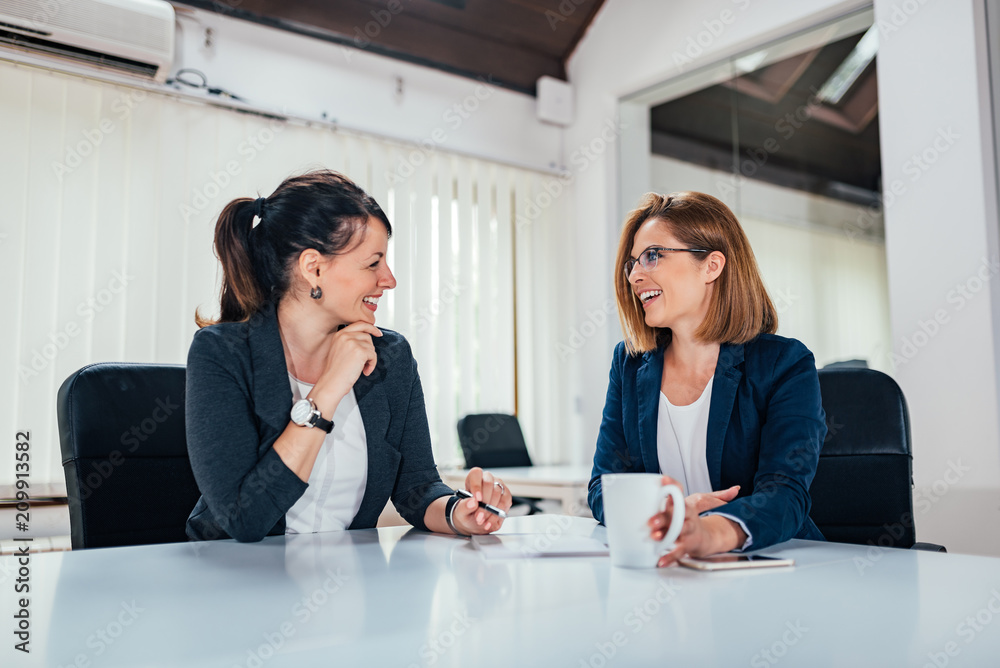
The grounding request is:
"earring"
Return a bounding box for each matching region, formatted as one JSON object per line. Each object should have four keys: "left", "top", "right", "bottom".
{"left": 310, "top": 286, "right": 323, "bottom": 300}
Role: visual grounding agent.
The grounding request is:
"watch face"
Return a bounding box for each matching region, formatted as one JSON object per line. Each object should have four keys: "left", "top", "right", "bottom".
{"left": 290, "top": 399, "right": 313, "bottom": 426}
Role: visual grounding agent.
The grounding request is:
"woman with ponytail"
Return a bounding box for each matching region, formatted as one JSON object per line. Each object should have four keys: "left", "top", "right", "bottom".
{"left": 185, "top": 170, "right": 511, "bottom": 542}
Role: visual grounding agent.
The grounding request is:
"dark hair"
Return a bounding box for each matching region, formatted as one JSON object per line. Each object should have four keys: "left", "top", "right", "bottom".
{"left": 196, "top": 169, "right": 392, "bottom": 327}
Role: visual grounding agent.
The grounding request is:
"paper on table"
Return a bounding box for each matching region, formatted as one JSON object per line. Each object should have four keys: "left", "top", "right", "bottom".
{"left": 471, "top": 533, "right": 610, "bottom": 560}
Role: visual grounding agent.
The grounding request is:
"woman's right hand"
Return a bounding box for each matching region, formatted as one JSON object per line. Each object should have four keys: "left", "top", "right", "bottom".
{"left": 313, "top": 322, "right": 382, "bottom": 408}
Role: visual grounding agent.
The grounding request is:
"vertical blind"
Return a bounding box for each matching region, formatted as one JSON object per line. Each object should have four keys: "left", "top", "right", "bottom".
{"left": 0, "top": 60, "right": 565, "bottom": 487}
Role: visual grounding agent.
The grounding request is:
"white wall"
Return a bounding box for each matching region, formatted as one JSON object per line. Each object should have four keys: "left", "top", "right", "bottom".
{"left": 874, "top": 0, "right": 1000, "bottom": 555}
{"left": 566, "top": 0, "right": 1000, "bottom": 556}
{"left": 171, "top": 7, "right": 563, "bottom": 173}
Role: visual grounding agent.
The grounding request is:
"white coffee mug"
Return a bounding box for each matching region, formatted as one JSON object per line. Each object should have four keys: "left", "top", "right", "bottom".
{"left": 602, "top": 473, "right": 685, "bottom": 568}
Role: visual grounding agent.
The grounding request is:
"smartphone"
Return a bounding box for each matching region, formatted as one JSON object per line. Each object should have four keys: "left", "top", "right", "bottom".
{"left": 678, "top": 554, "right": 794, "bottom": 571}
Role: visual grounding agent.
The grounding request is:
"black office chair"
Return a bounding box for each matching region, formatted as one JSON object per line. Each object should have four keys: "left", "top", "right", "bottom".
{"left": 810, "top": 368, "right": 945, "bottom": 551}
{"left": 57, "top": 363, "right": 200, "bottom": 549}
{"left": 456, "top": 413, "right": 541, "bottom": 515}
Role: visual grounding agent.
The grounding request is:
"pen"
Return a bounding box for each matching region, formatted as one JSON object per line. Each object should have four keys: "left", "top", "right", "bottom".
{"left": 456, "top": 488, "right": 508, "bottom": 520}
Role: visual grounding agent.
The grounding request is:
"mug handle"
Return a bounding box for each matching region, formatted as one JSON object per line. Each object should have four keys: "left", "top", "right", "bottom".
{"left": 657, "top": 484, "right": 686, "bottom": 554}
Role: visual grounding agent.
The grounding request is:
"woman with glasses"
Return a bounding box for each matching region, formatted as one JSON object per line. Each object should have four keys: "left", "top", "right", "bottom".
{"left": 185, "top": 169, "right": 511, "bottom": 542}
{"left": 588, "top": 192, "right": 826, "bottom": 566}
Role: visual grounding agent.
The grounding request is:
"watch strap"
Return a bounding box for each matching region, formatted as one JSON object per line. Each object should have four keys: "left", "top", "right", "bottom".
{"left": 310, "top": 410, "right": 334, "bottom": 434}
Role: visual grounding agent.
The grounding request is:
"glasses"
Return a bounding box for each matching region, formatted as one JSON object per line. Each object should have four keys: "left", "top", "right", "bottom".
{"left": 624, "top": 246, "right": 710, "bottom": 278}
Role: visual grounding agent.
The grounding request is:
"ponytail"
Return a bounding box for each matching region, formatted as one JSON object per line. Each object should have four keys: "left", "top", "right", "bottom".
{"left": 195, "top": 169, "right": 392, "bottom": 327}
{"left": 195, "top": 198, "right": 265, "bottom": 327}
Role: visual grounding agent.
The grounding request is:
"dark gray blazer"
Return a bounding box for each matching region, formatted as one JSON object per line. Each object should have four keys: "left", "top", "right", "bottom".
{"left": 184, "top": 302, "right": 454, "bottom": 542}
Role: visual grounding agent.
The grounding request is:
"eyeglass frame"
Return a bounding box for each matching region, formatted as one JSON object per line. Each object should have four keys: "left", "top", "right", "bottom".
{"left": 624, "top": 245, "right": 711, "bottom": 278}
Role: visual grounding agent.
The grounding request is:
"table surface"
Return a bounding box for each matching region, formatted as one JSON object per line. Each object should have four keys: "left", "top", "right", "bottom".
{"left": 3, "top": 515, "right": 1000, "bottom": 667}
{"left": 440, "top": 464, "right": 593, "bottom": 486}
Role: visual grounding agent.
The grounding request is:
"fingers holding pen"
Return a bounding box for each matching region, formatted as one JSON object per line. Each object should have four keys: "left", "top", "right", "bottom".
{"left": 453, "top": 467, "right": 511, "bottom": 534}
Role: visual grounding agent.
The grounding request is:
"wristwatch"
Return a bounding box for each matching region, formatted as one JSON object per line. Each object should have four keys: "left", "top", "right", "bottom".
{"left": 290, "top": 397, "right": 334, "bottom": 433}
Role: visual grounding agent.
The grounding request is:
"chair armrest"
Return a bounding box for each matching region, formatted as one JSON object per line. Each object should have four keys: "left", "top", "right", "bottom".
{"left": 911, "top": 542, "right": 947, "bottom": 552}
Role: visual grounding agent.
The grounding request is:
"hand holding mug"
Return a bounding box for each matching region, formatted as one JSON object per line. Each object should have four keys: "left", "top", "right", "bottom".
{"left": 649, "top": 476, "right": 748, "bottom": 567}
{"left": 602, "top": 473, "right": 685, "bottom": 568}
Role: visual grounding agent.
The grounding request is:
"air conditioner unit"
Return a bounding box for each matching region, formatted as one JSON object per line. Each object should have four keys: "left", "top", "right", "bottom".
{"left": 0, "top": 0, "right": 174, "bottom": 83}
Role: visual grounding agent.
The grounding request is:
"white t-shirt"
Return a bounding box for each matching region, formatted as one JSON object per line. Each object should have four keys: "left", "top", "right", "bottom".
{"left": 284, "top": 375, "right": 368, "bottom": 534}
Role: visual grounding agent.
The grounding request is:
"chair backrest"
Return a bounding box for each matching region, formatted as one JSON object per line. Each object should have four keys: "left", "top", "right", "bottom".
{"left": 810, "top": 368, "right": 915, "bottom": 548}
{"left": 456, "top": 413, "right": 533, "bottom": 469}
{"left": 57, "top": 363, "right": 200, "bottom": 549}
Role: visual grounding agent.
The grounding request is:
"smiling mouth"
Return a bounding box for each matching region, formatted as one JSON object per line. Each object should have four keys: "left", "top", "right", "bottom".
{"left": 638, "top": 290, "right": 661, "bottom": 308}
{"left": 362, "top": 295, "right": 380, "bottom": 311}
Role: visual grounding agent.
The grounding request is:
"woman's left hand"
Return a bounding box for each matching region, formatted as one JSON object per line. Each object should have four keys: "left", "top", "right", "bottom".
{"left": 648, "top": 477, "right": 748, "bottom": 567}
{"left": 452, "top": 467, "right": 513, "bottom": 535}
{"left": 688, "top": 485, "right": 740, "bottom": 514}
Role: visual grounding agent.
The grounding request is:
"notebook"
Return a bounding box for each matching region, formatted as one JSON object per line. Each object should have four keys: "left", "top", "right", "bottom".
{"left": 470, "top": 533, "right": 610, "bottom": 560}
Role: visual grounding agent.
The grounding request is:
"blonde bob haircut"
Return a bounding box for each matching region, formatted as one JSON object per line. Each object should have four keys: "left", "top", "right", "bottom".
{"left": 614, "top": 191, "right": 777, "bottom": 355}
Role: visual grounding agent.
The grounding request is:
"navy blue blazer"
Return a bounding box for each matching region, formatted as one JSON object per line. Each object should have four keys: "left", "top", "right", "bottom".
{"left": 589, "top": 334, "right": 826, "bottom": 550}
{"left": 184, "top": 302, "right": 454, "bottom": 542}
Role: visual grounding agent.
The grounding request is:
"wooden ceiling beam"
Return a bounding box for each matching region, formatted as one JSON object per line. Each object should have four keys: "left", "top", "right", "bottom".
{"left": 349, "top": 0, "right": 599, "bottom": 59}
{"left": 179, "top": 0, "right": 576, "bottom": 94}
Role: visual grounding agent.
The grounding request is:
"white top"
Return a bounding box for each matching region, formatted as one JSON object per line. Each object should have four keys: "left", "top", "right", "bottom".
{"left": 656, "top": 377, "right": 714, "bottom": 495}
{"left": 656, "top": 376, "right": 754, "bottom": 549}
{"left": 284, "top": 375, "right": 368, "bottom": 534}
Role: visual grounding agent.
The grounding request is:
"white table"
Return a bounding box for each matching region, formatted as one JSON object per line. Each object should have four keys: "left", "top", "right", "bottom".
{"left": 2, "top": 515, "right": 999, "bottom": 667}
{"left": 440, "top": 465, "right": 593, "bottom": 516}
